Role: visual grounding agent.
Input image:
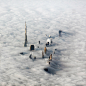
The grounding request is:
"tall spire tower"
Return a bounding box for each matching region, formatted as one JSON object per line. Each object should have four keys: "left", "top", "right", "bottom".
{"left": 24, "top": 21, "right": 27, "bottom": 47}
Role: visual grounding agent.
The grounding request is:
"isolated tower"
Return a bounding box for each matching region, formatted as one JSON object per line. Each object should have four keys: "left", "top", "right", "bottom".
{"left": 24, "top": 21, "right": 27, "bottom": 47}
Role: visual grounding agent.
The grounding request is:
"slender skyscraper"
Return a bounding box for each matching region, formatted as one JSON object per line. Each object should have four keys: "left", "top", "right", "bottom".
{"left": 24, "top": 21, "right": 27, "bottom": 47}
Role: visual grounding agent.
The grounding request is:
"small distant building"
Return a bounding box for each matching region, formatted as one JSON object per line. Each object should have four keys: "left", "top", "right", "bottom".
{"left": 49, "top": 35, "right": 51, "bottom": 38}
{"left": 30, "top": 45, "right": 35, "bottom": 50}
{"left": 34, "top": 56, "right": 36, "bottom": 59}
{"left": 49, "top": 54, "right": 52, "bottom": 61}
{"left": 44, "top": 47, "right": 47, "bottom": 54}
{"left": 42, "top": 51, "right": 44, "bottom": 58}
{"left": 59, "top": 30, "right": 62, "bottom": 37}
{"left": 38, "top": 41, "right": 40, "bottom": 44}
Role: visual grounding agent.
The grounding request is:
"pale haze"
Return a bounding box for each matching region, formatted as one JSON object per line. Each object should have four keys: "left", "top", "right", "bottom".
{"left": 0, "top": 0, "right": 86, "bottom": 86}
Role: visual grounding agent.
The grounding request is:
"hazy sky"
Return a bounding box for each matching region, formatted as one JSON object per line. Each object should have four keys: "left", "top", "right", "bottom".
{"left": 0, "top": 0, "right": 86, "bottom": 86}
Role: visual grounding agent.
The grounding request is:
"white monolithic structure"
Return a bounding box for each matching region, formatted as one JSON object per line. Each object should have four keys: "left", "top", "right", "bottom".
{"left": 46, "top": 38, "right": 52, "bottom": 46}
